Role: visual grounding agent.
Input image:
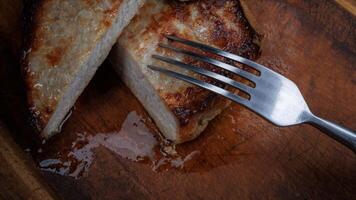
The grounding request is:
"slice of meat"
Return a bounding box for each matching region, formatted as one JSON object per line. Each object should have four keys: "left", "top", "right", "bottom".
{"left": 110, "top": 0, "right": 259, "bottom": 143}
{"left": 23, "top": 0, "right": 145, "bottom": 139}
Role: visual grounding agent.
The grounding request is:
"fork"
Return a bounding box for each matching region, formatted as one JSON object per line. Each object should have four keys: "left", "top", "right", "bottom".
{"left": 148, "top": 35, "right": 356, "bottom": 153}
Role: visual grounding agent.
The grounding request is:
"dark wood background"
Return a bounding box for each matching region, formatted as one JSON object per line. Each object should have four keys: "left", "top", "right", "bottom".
{"left": 0, "top": 0, "right": 355, "bottom": 199}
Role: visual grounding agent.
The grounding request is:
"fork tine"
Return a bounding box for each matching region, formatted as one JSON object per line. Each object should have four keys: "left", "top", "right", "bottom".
{"left": 159, "top": 43, "right": 259, "bottom": 83}
{"left": 148, "top": 65, "right": 250, "bottom": 107}
{"left": 152, "top": 55, "right": 253, "bottom": 94}
{"left": 166, "top": 35, "right": 269, "bottom": 74}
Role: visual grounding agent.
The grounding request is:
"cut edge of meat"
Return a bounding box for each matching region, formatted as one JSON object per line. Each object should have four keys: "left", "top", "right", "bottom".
{"left": 110, "top": 44, "right": 180, "bottom": 142}
{"left": 24, "top": 0, "right": 146, "bottom": 139}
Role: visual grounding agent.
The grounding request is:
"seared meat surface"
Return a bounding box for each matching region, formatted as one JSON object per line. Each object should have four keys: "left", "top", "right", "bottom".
{"left": 23, "top": 0, "right": 145, "bottom": 138}
{"left": 111, "top": 0, "right": 259, "bottom": 143}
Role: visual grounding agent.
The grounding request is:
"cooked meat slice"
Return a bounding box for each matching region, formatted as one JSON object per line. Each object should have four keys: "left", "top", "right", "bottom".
{"left": 110, "top": 0, "right": 259, "bottom": 143}
{"left": 23, "top": 0, "right": 145, "bottom": 139}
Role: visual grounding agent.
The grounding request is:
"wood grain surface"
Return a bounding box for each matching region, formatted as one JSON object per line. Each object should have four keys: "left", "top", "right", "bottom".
{"left": 0, "top": 0, "right": 355, "bottom": 199}
{"left": 335, "top": 0, "right": 356, "bottom": 15}
{"left": 0, "top": 122, "right": 57, "bottom": 200}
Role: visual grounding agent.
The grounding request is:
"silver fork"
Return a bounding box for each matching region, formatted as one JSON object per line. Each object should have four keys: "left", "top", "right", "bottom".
{"left": 148, "top": 35, "right": 356, "bottom": 153}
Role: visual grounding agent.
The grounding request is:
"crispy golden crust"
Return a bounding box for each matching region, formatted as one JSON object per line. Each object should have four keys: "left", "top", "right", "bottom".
{"left": 119, "top": 0, "right": 259, "bottom": 143}
{"left": 22, "top": 0, "right": 125, "bottom": 133}
{"left": 160, "top": 0, "right": 259, "bottom": 129}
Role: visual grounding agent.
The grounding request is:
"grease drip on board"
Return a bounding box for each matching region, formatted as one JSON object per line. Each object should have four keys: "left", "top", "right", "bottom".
{"left": 37, "top": 111, "right": 200, "bottom": 179}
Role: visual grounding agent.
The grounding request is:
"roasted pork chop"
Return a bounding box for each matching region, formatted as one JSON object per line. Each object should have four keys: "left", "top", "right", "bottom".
{"left": 23, "top": 0, "right": 145, "bottom": 138}
{"left": 111, "top": 0, "right": 259, "bottom": 143}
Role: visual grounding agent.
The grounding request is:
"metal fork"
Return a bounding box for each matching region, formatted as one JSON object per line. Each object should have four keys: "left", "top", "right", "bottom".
{"left": 148, "top": 35, "right": 356, "bottom": 153}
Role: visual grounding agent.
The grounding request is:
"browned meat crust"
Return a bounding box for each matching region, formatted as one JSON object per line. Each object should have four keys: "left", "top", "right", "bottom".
{"left": 117, "top": 0, "right": 260, "bottom": 143}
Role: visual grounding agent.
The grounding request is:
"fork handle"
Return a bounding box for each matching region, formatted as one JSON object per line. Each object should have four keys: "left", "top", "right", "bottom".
{"left": 308, "top": 114, "right": 356, "bottom": 154}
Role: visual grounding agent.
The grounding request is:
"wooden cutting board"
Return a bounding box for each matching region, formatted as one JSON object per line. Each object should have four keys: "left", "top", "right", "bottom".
{"left": 1, "top": 0, "right": 355, "bottom": 199}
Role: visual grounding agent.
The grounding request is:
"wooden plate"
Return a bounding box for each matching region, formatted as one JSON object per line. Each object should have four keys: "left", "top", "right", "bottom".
{"left": 1, "top": 0, "right": 355, "bottom": 199}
